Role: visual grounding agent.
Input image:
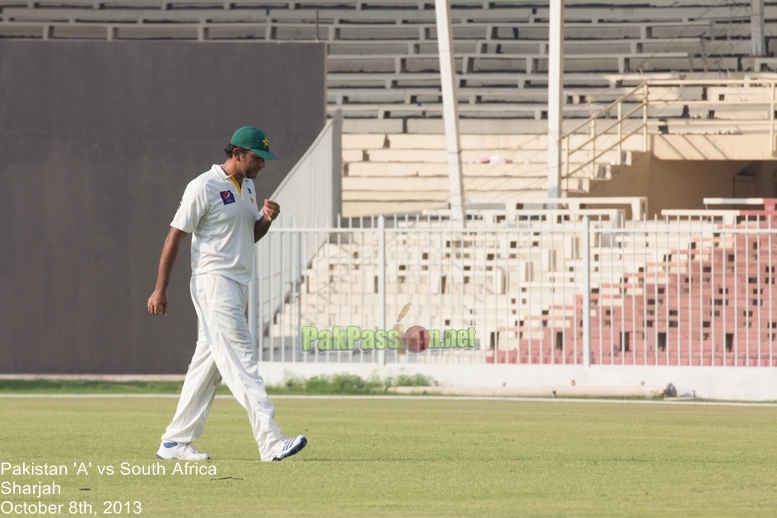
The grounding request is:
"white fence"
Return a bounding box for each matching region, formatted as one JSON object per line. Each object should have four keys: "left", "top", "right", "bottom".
{"left": 251, "top": 209, "right": 777, "bottom": 368}
{"left": 248, "top": 110, "right": 341, "bottom": 344}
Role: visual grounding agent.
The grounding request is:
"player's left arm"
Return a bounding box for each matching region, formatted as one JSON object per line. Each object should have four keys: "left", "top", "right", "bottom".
{"left": 254, "top": 198, "right": 280, "bottom": 242}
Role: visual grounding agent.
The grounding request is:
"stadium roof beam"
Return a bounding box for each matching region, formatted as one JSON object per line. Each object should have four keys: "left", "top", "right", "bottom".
{"left": 547, "top": 0, "right": 563, "bottom": 199}
{"left": 435, "top": 0, "right": 465, "bottom": 228}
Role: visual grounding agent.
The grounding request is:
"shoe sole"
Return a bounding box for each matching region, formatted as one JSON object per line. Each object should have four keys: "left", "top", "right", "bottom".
{"left": 273, "top": 437, "right": 307, "bottom": 461}
{"left": 156, "top": 452, "right": 210, "bottom": 461}
{"left": 156, "top": 455, "right": 210, "bottom": 460}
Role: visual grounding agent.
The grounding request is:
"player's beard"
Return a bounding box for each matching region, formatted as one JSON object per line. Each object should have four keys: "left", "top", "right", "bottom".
{"left": 247, "top": 165, "right": 262, "bottom": 179}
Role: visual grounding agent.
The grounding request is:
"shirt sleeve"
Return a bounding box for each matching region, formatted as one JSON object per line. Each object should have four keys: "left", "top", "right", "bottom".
{"left": 170, "top": 179, "right": 208, "bottom": 233}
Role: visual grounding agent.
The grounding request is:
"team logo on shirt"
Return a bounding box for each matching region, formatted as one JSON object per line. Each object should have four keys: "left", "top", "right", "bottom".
{"left": 220, "top": 191, "right": 236, "bottom": 205}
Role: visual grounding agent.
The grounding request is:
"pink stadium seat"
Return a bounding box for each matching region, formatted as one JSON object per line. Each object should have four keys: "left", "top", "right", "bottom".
{"left": 517, "top": 202, "right": 777, "bottom": 366}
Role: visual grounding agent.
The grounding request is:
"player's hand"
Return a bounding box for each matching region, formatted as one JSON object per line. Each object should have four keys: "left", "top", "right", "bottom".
{"left": 263, "top": 199, "right": 281, "bottom": 221}
{"left": 147, "top": 290, "right": 168, "bottom": 316}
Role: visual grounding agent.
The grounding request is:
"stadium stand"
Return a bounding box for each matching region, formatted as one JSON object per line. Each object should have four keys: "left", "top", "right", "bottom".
{"left": 5, "top": 0, "right": 766, "bottom": 212}
{"left": 0, "top": 0, "right": 769, "bottom": 121}
{"left": 341, "top": 132, "right": 646, "bottom": 215}
{"left": 497, "top": 203, "right": 777, "bottom": 366}
{"left": 5, "top": 1, "right": 777, "bottom": 367}
{"left": 260, "top": 199, "right": 776, "bottom": 367}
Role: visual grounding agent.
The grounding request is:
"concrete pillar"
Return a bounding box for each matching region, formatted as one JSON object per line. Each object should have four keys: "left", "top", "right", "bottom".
{"left": 752, "top": 0, "right": 766, "bottom": 56}
{"left": 435, "top": 0, "right": 466, "bottom": 226}
{"left": 547, "top": 0, "right": 564, "bottom": 198}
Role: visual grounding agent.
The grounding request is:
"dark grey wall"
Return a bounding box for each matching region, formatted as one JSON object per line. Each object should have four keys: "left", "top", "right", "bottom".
{"left": 0, "top": 40, "right": 325, "bottom": 373}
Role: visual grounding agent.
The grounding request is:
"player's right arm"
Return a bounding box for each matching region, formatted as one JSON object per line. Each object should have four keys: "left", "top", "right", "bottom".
{"left": 148, "top": 177, "right": 207, "bottom": 316}
{"left": 147, "top": 227, "right": 189, "bottom": 316}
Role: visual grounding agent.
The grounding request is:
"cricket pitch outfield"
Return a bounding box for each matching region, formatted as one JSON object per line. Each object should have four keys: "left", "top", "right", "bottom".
{"left": 1, "top": 396, "right": 776, "bottom": 517}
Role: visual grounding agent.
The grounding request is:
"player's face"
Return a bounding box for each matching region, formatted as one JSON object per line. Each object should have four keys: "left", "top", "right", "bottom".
{"left": 238, "top": 150, "right": 265, "bottom": 179}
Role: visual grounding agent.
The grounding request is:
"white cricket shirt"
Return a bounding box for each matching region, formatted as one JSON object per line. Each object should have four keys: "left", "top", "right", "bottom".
{"left": 171, "top": 164, "right": 263, "bottom": 285}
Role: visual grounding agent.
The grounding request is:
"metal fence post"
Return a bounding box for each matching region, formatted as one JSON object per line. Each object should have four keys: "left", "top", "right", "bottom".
{"left": 583, "top": 216, "right": 591, "bottom": 367}
{"left": 378, "top": 215, "right": 386, "bottom": 365}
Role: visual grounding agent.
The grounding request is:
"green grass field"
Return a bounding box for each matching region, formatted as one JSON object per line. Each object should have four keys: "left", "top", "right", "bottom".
{"left": 1, "top": 396, "right": 776, "bottom": 517}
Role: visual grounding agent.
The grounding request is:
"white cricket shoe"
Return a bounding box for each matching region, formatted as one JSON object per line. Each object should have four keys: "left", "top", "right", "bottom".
{"left": 265, "top": 435, "right": 307, "bottom": 462}
{"left": 156, "top": 441, "right": 210, "bottom": 461}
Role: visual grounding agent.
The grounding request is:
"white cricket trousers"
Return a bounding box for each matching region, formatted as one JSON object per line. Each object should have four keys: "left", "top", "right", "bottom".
{"left": 162, "top": 273, "right": 285, "bottom": 460}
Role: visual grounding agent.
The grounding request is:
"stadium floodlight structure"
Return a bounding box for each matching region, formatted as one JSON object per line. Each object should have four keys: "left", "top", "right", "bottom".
{"left": 547, "top": 0, "right": 564, "bottom": 199}
{"left": 435, "top": 0, "right": 466, "bottom": 228}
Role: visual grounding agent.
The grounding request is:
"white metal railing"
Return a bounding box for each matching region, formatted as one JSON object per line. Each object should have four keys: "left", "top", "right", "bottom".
{"left": 252, "top": 208, "right": 777, "bottom": 367}
{"left": 562, "top": 78, "right": 777, "bottom": 183}
{"left": 249, "top": 110, "right": 342, "bottom": 345}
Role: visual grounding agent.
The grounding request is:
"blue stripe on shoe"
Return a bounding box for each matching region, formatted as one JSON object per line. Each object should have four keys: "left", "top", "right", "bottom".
{"left": 282, "top": 437, "right": 307, "bottom": 459}
{"left": 270, "top": 436, "right": 307, "bottom": 461}
{"left": 163, "top": 442, "right": 178, "bottom": 448}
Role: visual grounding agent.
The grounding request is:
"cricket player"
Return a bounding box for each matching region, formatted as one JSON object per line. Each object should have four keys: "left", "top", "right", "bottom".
{"left": 147, "top": 126, "right": 306, "bottom": 462}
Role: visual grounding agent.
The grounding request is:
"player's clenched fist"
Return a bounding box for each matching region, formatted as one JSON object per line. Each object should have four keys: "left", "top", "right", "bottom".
{"left": 147, "top": 290, "right": 168, "bottom": 316}
{"left": 263, "top": 199, "right": 281, "bottom": 221}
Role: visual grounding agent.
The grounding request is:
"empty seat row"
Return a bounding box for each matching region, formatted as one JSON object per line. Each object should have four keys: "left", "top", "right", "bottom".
{"left": 0, "top": 0, "right": 768, "bottom": 118}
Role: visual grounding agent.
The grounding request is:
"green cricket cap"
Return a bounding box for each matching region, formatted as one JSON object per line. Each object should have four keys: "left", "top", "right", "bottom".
{"left": 231, "top": 126, "right": 278, "bottom": 160}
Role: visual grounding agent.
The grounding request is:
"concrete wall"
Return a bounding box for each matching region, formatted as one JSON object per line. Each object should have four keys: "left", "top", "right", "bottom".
{"left": 652, "top": 134, "right": 777, "bottom": 161}
{"left": 583, "top": 155, "right": 777, "bottom": 217}
{"left": 0, "top": 40, "right": 325, "bottom": 374}
{"left": 582, "top": 153, "right": 757, "bottom": 217}
{"left": 256, "top": 363, "right": 777, "bottom": 401}
{"left": 579, "top": 133, "right": 777, "bottom": 216}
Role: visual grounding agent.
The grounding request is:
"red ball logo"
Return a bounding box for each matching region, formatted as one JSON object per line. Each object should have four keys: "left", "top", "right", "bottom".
{"left": 404, "top": 326, "right": 430, "bottom": 353}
